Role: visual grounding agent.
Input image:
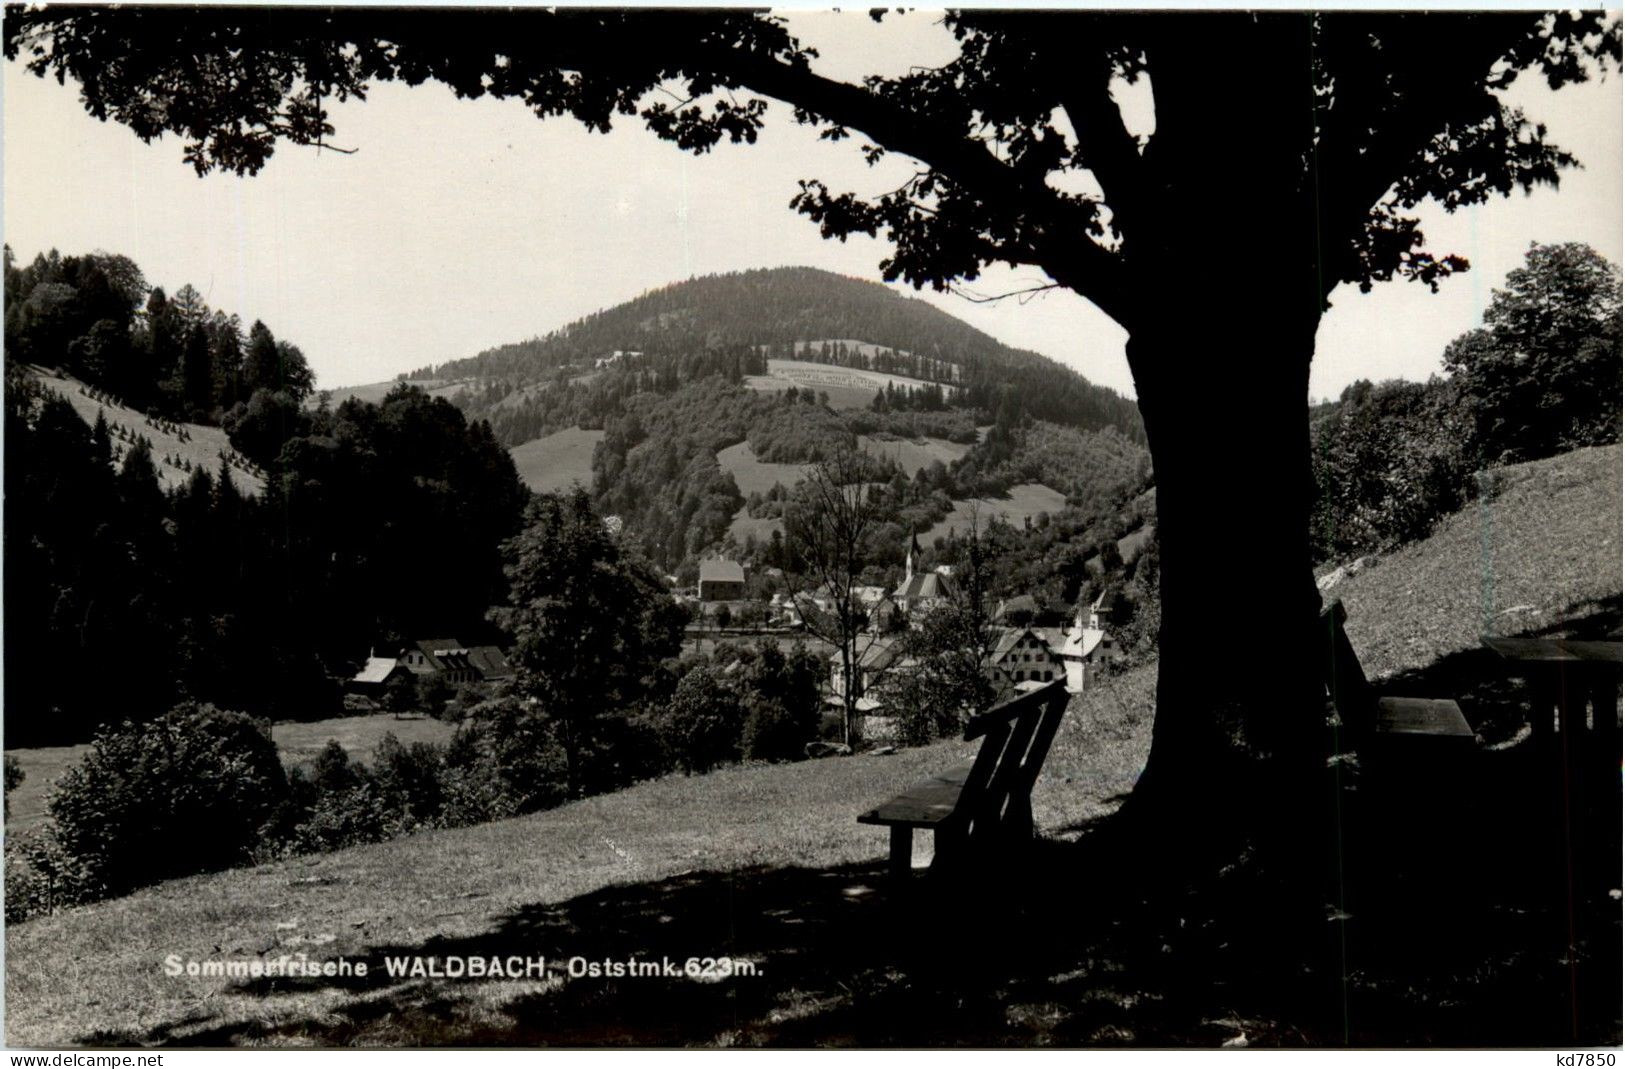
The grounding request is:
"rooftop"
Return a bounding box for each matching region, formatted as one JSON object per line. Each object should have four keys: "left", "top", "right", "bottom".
{"left": 699, "top": 559, "right": 746, "bottom": 584}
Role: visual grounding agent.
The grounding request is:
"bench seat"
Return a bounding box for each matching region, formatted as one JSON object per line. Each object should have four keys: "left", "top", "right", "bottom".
{"left": 857, "top": 764, "right": 973, "bottom": 828}
{"left": 1374, "top": 696, "right": 1474, "bottom": 740}
{"left": 1322, "top": 599, "right": 1476, "bottom": 749}
{"left": 857, "top": 680, "right": 1070, "bottom": 879}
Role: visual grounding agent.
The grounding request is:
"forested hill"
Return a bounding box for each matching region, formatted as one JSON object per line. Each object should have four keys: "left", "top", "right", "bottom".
{"left": 426, "top": 266, "right": 1143, "bottom": 444}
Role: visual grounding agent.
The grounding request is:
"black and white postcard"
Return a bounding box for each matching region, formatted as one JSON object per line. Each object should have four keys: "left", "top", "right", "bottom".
{"left": 3, "top": 3, "right": 1620, "bottom": 1051}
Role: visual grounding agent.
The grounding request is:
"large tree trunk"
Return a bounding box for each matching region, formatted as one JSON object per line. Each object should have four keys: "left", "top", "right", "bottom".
{"left": 1120, "top": 287, "right": 1329, "bottom": 858}
{"left": 1106, "top": 17, "right": 1338, "bottom": 862}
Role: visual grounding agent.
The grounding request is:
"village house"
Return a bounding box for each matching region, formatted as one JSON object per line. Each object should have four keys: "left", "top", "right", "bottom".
{"left": 1057, "top": 600, "right": 1122, "bottom": 692}
{"left": 993, "top": 594, "right": 1041, "bottom": 624}
{"left": 826, "top": 638, "right": 909, "bottom": 712}
{"left": 698, "top": 559, "right": 747, "bottom": 602}
{"left": 350, "top": 638, "right": 514, "bottom": 692}
{"left": 1087, "top": 586, "right": 1120, "bottom": 630}
{"left": 349, "top": 655, "right": 414, "bottom": 696}
{"left": 786, "top": 582, "right": 888, "bottom": 627}
{"left": 986, "top": 626, "right": 1065, "bottom": 691}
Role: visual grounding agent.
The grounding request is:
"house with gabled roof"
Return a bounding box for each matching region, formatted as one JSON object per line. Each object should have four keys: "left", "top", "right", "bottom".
{"left": 355, "top": 638, "right": 514, "bottom": 689}
{"left": 985, "top": 626, "right": 1063, "bottom": 691}
{"left": 349, "top": 655, "right": 414, "bottom": 695}
{"left": 698, "top": 559, "right": 747, "bottom": 601}
{"left": 1057, "top": 603, "right": 1118, "bottom": 692}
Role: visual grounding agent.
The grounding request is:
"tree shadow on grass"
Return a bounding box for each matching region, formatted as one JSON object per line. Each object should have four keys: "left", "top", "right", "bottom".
{"left": 88, "top": 780, "right": 1620, "bottom": 1049}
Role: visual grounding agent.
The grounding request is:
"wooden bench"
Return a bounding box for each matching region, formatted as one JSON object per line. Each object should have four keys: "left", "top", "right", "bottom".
{"left": 1482, "top": 635, "right": 1622, "bottom": 742}
{"left": 858, "top": 679, "right": 1070, "bottom": 878}
{"left": 1320, "top": 599, "right": 1475, "bottom": 748}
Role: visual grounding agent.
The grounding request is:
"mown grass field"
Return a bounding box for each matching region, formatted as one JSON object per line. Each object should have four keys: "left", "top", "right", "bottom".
{"left": 722, "top": 435, "right": 972, "bottom": 544}
{"left": 5, "top": 444, "right": 1619, "bottom": 1048}
{"left": 318, "top": 379, "right": 460, "bottom": 408}
{"left": 854, "top": 433, "right": 972, "bottom": 476}
{"left": 743, "top": 357, "right": 942, "bottom": 410}
{"left": 727, "top": 511, "right": 785, "bottom": 545}
{"left": 715, "top": 441, "right": 811, "bottom": 497}
{"left": 923, "top": 483, "right": 1070, "bottom": 544}
{"left": 1326, "top": 443, "right": 1622, "bottom": 679}
{"left": 509, "top": 427, "right": 606, "bottom": 495}
{"left": 268, "top": 715, "right": 460, "bottom": 772}
{"left": 2, "top": 667, "right": 1156, "bottom": 1049}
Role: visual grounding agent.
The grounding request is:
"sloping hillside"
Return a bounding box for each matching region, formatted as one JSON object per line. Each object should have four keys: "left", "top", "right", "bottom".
{"left": 317, "top": 378, "right": 470, "bottom": 408}
{"left": 1324, "top": 443, "right": 1622, "bottom": 678}
{"left": 7, "top": 445, "right": 1618, "bottom": 1047}
{"left": 745, "top": 358, "right": 943, "bottom": 410}
{"left": 921, "top": 484, "right": 1068, "bottom": 544}
{"left": 430, "top": 266, "right": 1144, "bottom": 445}
{"left": 27, "top": 365, "right": 263, "bottom": 496}
{"left": 510, "top": 426, "right": 605, "bottom": 495}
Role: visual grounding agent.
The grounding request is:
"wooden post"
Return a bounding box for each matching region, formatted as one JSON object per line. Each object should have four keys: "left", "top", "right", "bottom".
{"left": 1589, "top": 674, "right": 1620, "bottom": 751}
{"left": 889, "top": 826, "right": 913, "bottom": 880}
{"left": 1530, "top": 671, "right": 1559, "bottom": 741}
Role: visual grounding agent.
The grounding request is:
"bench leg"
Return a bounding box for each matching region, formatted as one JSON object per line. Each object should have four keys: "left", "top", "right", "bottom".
{"left": 889, "top": 826, "right": 913, "bottom": 880}
{"left": 932, "top": 825, "right": 967, "bottom": 874}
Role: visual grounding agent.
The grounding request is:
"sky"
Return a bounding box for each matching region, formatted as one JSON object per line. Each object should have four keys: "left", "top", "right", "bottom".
{"left": 3, "top": 10, "right": 1620, "bottom": 401}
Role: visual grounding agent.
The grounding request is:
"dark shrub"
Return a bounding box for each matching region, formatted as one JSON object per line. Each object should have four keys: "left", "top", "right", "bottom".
{"left": 286, "top": 741, "right": 399, "bottom": 853}
{"left": 6, "top": 831, "right": 99, "bottom": 923}
{"left": 739, "top": 640, "right": 822, "bottom": 761}
{"left": 311, "top": 738, "right": 365, "bottom": 793}
{"left": 47, "top": 702, "right": 289, "bottom": 899}
{"left": 437, "top": 699, "right": 572, "bottom": 823}
{"left": 742, "top": 699, "right": 815, "bottom": 762}
{"left": 438, "top": 724, "right": 527, "bottom": 827}
{"left": 581, "top": 710, "right": 672, "bottom": 791}
{"left": 4, "top": 755, "right": 23, "bottom": 819}
{"left": 648, "top": 665, "right": 746, "bottom": 773}
{"left": 382, "top": 672, "right": 421, "bottom": 717}
{"left": 372, "top": 732, "right": 446, "bottom": 828}
{"left": 289, "top": 782, "right": 396, "bottom": 853}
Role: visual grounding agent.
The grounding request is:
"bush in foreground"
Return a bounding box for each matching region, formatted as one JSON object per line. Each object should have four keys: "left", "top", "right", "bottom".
{"left": 45, "top": 702, "right": 290, "bottom": 900}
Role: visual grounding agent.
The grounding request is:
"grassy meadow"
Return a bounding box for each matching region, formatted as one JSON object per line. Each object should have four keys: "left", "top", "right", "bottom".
{"left": 715, "top": 441, "right": 812, "bottom": 497}
{"left": 509, "top": 427, "right": 606, "bottom": 495}
{"left": 2, "top": 669, "right": 1156, "bottom": 1048}
{"left": 854, "top": 433, "right": 972, "bottom": 475}
{"left": 743, "top": 356, "right": 943, "bottom": 410}
{"left": 923, "top": 483, "right": 1070, "bottom": 544}
{"left": 317, "top": 379, "right": 469, "bottom": 409}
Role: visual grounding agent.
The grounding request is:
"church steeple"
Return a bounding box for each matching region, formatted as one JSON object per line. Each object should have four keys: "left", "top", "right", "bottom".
{"left": 905, "top": 528, "right": 920, "bottom": 582}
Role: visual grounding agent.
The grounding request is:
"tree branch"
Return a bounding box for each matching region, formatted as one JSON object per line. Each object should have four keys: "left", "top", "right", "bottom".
{"left": 684, "top": 44, "right": 1131, "bottom": 325}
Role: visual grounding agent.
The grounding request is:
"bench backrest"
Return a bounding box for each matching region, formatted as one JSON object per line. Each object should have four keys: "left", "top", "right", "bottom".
{"left": 955, "top": 679, "right": 1071, "bottom": 841}
{"left": 1320, "top": 598, "right": 1376, "bottom": 724}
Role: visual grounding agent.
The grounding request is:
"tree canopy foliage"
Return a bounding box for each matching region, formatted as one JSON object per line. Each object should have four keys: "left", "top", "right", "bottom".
{"left": 1444, "top": 242, "right": 1622, "bottom": 465}
{"left": 5, "top": 247, "right": 316, "bottom": 430}
{"left": 7, "top": 9, "right": 1614, "bottom": 317}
